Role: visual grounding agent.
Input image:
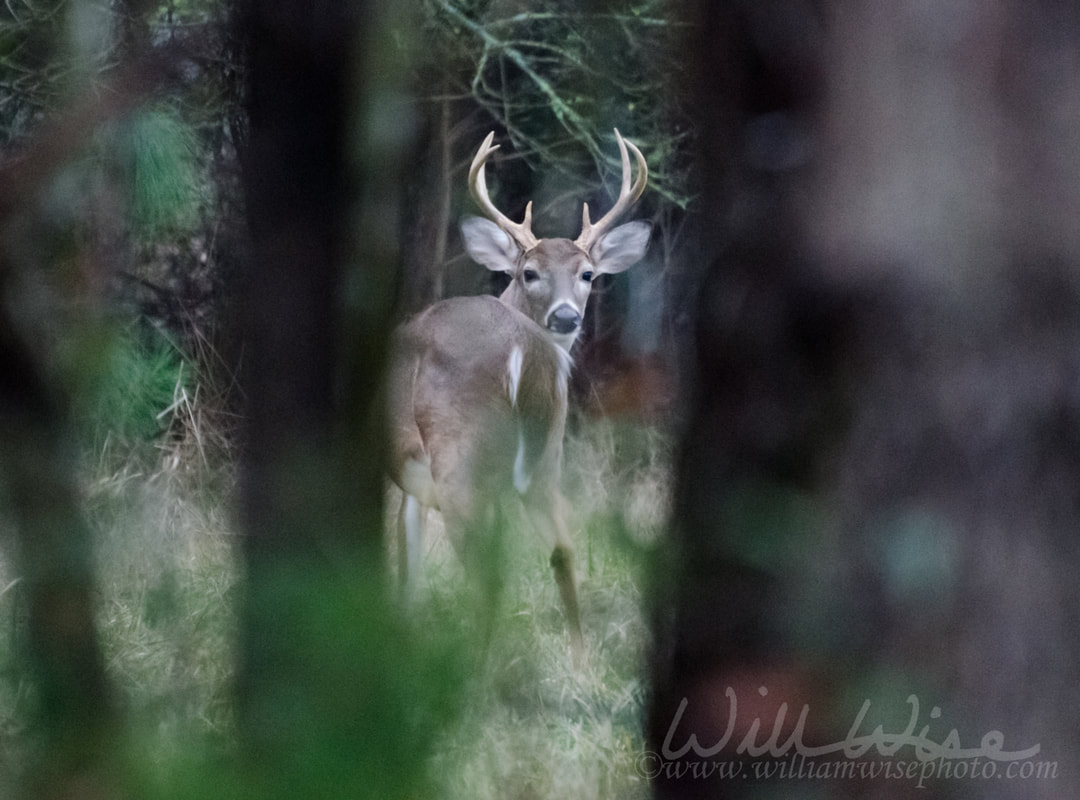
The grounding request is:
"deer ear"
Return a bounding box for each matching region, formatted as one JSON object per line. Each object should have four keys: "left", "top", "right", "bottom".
{"left": 591, "top": 220, "right": 650, "bottom": 274}
{"left": 461, "top": 217, "right": 521, "bottom": 273}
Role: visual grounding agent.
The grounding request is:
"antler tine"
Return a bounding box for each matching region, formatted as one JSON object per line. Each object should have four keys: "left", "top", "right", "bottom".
{"left": 575, "top": 129, "right": 649, "bottom": 253}
{"left": 468, "top": 132, "right": 539, "bottom": 251}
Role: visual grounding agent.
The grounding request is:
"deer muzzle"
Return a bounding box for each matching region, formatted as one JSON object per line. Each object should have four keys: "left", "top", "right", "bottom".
{"left": 547, "top": 304, "right": 582, "bottom": 335}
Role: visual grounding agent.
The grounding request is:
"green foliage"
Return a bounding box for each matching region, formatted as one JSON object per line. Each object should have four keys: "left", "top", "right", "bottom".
{"left": 233, "top": 565, "right": 472, "bottom": 800}
{"left": 74, "top": 326, "right": 189, "bottom": 460}
{"left": 107, "top": 106, "right": 204, "bottom": 238}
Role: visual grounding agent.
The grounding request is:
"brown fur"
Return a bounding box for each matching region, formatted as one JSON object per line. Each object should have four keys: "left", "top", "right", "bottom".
{"left": 388, "top": 295, "right": 582, "bottom": 655}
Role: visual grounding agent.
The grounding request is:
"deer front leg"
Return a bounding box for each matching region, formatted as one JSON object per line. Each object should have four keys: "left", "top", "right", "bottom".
{"left": 530, "top": 492, "right": 584, "bottom": 663}
{"left": 551, "top": 541, "right": 584, "bottom": 663}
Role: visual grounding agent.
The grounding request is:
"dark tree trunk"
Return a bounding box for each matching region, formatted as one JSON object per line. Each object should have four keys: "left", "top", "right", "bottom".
{"left": 0, "top": 286, "right": 115, "bottom": 798}
{"left": 237, "top": 0, "right": 355, "bottom": 524}
{"left": 233, "top": 0, "right": 402, "bottom": 793}
{"left": 400, "top": 95, "right": 454, "bottom": 314}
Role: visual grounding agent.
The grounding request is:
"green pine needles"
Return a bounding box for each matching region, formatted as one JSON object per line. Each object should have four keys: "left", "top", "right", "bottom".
{"left": 114, "top": 106, "right": 202, "bottom": 238}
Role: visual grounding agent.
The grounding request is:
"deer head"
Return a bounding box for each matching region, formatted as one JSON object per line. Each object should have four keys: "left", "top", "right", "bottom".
{"left": 460, "top": 130, "right": 651, "bottom": 351}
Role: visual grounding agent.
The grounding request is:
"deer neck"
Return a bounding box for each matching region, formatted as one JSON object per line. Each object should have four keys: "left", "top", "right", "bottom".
{"left": 498, "top": 279, "right": 528, "bottom": 317}
{"left": 497, "top": 280, "right": 577, "bottom": 372}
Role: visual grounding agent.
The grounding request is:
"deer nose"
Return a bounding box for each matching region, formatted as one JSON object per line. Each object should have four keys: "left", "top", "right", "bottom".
{"left": 547, "top": 304, "right": 581, "bottom": 335}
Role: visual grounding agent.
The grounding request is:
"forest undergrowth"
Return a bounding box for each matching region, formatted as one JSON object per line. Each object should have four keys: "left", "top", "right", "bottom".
{"left": 0, "top": 332, "right": 671, "bottom": 799}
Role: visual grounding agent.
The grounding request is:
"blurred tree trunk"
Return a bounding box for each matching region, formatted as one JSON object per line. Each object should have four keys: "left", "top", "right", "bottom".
{"left": 0, "top": 7, "right": 208, "bottom": 796}
{"left": 0, "top": 277, "right": 115, "bottom": 799}
{"left": 648, "top": 4, "right": 831, "bottom": 797}
{"left": 651, "top": 2, "right": 1080, "bottom": 798}
{"left": 234, "top": 0, "right": 406, "bottom": 794}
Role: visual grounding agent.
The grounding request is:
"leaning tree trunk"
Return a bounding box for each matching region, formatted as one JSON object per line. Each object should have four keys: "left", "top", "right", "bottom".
{"left": 650, "top": 2, "right": 1080, "bottom": 799}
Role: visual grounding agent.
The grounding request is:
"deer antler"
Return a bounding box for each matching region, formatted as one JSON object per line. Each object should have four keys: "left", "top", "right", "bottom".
{"left": 574, "top": 129, "right": 648, "bottom": 254}
{"left": 468, "top": 132, "right": 540, "bottom": 251}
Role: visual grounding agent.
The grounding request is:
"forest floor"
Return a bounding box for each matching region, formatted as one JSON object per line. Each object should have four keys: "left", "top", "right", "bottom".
{"left": 414, "top": 420, "right": 669, "bottom": 799}
{"left": 0, "top": 395, "right": 670, "bottom": 799}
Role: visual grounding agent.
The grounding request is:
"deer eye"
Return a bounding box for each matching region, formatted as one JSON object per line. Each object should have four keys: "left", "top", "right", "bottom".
{"left": 523, "top": 269, "right": 539, "bottom": 283}
{"left": 581, "top": 271, "right": 594, "bottom": 283}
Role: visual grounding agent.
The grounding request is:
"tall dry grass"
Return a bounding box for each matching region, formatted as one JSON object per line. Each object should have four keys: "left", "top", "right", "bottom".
{"left": 1, "top": 328, "right": 671, "bottom": 798}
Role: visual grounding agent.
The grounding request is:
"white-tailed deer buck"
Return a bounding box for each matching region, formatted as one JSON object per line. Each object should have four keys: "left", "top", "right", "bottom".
{"left": 389, "top": 129, "right": 650, "bottom": 658}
